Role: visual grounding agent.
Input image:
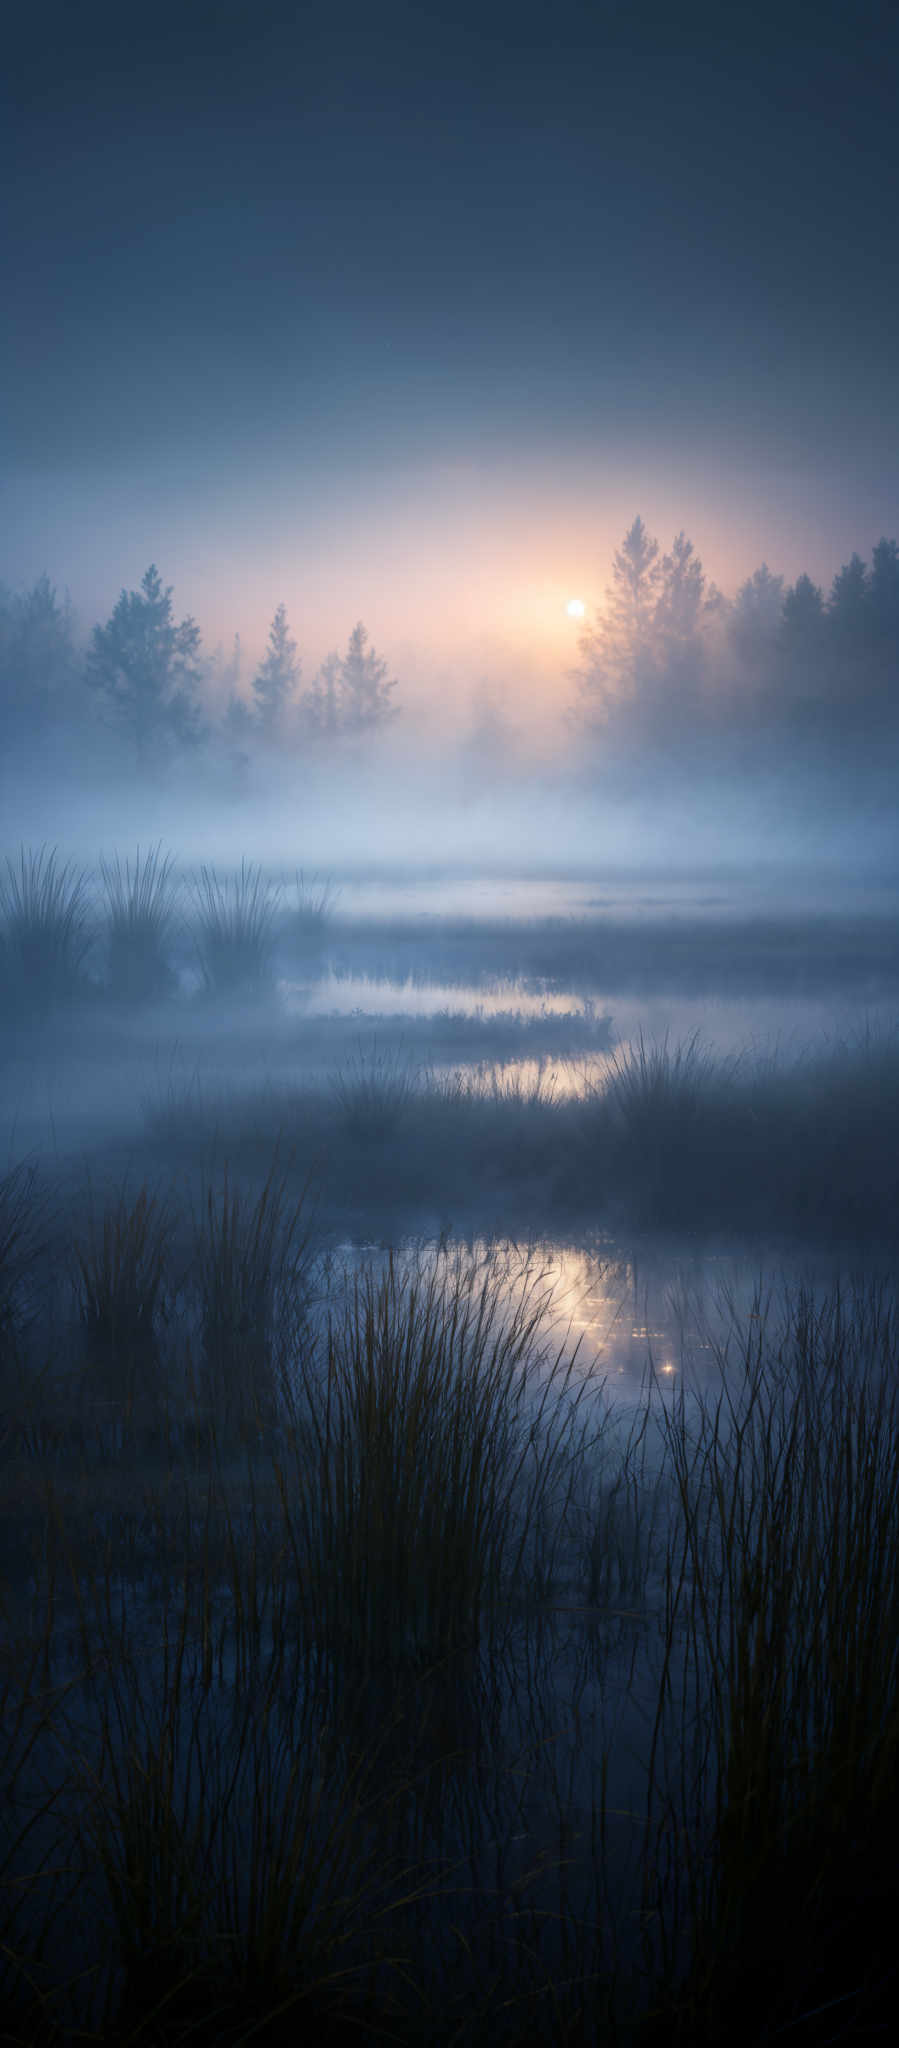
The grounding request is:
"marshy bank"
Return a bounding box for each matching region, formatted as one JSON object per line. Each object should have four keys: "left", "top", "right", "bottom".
{"left": 3, "top": 850, "right": 899, "bottom": 2040}
{"left": 3, "top": 847, "right": 899, "bottom": 1243}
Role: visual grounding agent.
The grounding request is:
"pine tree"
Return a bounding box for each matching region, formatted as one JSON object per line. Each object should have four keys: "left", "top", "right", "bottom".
{"left": 656, "top": 532, "right": 705, "bottom": 646}
{"left": 301, "top": 651, "right": 343, "bottom": 739}
{"left": 577, "top": 516, "right": 663, "bottom": 715}
{"left": 0, "top": 575, "right": 78, "bottom": 737}
{"left": 781, "top": 573, "right": 825, "bottom": 645}
{"left": 870, "top": 539, "right": 899, "bottom": 641}
{"left": 729, "top": 564, "right": 785, "bottom": 661}
{"left": 338, "top": 623, "right": 398, "bottom": 732}
{"left": 87, "top": 565, "right": 205, "bottom": 762}
{"left": 829, "top": 553, "right": 869, "bottom": 641}
{"left": 253, "top": 604, "right": 300, "bottom": 735}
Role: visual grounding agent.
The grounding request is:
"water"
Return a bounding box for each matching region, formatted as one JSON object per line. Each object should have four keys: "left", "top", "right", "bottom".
{"left": 4, "top": 862, "right": 899, "bottom": 1144}
{"left": 5, "top": 867, "right": 898, "bottom": 2031}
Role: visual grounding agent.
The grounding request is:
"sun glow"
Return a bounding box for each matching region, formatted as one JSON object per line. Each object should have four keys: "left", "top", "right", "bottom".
{"left": 566, "top": 597, "right": 586, "bottom": 618}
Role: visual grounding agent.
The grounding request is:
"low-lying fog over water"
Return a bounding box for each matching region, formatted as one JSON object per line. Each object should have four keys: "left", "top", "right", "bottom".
{"left": 4, "top": 855, "right": 898, "bottom": 1345}
{"left": 4, "top": 0, "right": 899, "bottom": 2032}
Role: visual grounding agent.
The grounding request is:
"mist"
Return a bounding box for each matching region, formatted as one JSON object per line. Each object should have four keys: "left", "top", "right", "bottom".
{"left": 4, "top": 2, "right": 899, "bottom": 2041}
{"left": 3, "top": 514, "right": 898, "bottom": 878}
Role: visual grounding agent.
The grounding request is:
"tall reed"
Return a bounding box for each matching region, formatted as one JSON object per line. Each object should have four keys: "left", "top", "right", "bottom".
{"left": 293, "top": 868, "right": 339, "bottom": 945}
{"left": 194, "top": 1159, "right": 312, "bottom": 1442}
{"left": 0, "top": 1162, "right": 46, "bottom": 1355}
{"left": 74, "top": 1183, "right": 174, "bottom": 1433}
{"left": 0, "top": 845, "right": 91, "bottom": 1008}
{"left": 330, "top": 1041, "right": 418, "bottom": 1141}
{"left": 279, "top": 1248, "right": 600, "bottom": 1676}
{"left": 191, "top": 860, "right": 279, "bottom": 995}
{"left": 100, "top": 842, "right": 176, "bottom": 1001}
{"left": 644, "top": 1283, "right": 899, "bottom": 2040}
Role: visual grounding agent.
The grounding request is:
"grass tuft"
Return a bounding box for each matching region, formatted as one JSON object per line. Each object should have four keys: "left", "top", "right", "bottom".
{"left": 75, "top": 1184, "right": 175, "bottom": 1431}
{"left": 293, "top": 868, "right": 339, "bottom": 946}
{"left": 330, "top": 1041, "right": 419, "bottom": 1141}
{"left": 194, "top": 1158, "right": 313, "bottom": 1442}
{"left": 0, "top": 845, "right": 91, "bottom": 1008}
{"left": 644, "top": 1282, "right": 899, "bottom": 2040}
{"left": 73, "top": 1564, "right": 417, "bottom": 2044}
{"left": 280, "top": 1248, "right": 598, "bottom": 1675}
{"left": 100, "top": 843, "right": 177, "bottom": 1002}
{"left": 585, "top": 1031, "right": 740, "bottom": 1226}
{"left": 0, "top": 1162, "right": 47, "bottom": 1351}
{"left": 191, "top": 860, "right": 279, "bottom": 995}
{"left": 600, "top": 1030, "right": 729, "bottom": 1134}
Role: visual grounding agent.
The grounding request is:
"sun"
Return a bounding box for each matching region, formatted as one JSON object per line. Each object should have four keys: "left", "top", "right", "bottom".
{"left": 566, "top": 597, "right": 586, "bottom": 619}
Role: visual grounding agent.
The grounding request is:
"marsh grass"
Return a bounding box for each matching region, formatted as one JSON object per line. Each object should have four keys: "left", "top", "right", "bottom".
{"left": 8, "top": 1247, "right": 899, "bottom": 2043}
{"left": 191, "top": 860, "right": 279, "bottom": 995}
{"left": 194, "top": 1159, "right": 313, "bottom": 1442}
{"left": 279, "top": 1249, "right": 602, "bottom": 1677}
{"left": 0, "top": 1164, "right": 57, "bottom": 1469}
{"left": 74, "top": 1184, "right": 175, "bottom": 1433}
{"left": 0, "top": 1162, "right": 48, "bottom": 1353}
{"left": 292, "top": 868, "right": 339, "bottom": 945}
{"left": 142, "top": 1026, "right": 899, "bottom": 1238}
{"left": 100, "top": 843, "right": 177, "bottom": 1002}
{"left": 330, "top": 1041, "right": 419, "bottom": 1141}
{"left": 0, "top": 846, "right": 91, "bottom": 1010}
{"left": 642, "top": 1282, "right": 899, "bottom": 2040}
{"left": 14, "top": 1493, "right": 444, "bottom": 2046}
{"left": 86, "top": 1661, "right": 342, "bottom": 2036}
{"left": 586, "top": 1033, "right": 738, "bottom": 1225}
{"left": 601, "top": 1031, "right": 727, "bottom": 1126}
{"left": 480, "top": 1057, "right": 561, "bottom": 1108}
{"left": 580, "top": 1424, "right": 663, "bottom": 1614}
{"left": 0, "top": 1617, "right": 84, "bottom": 2038}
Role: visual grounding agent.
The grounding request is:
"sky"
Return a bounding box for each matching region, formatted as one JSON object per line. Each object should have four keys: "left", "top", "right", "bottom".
{"left": 3, "top": 0, "right": 898, "bottom": 729}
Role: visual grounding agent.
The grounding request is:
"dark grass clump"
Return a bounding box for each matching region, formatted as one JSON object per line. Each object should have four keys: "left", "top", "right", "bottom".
{"left": 280, "top": 1249, "right": 599, "bottom": 1677}
{"left": 194, "top": 1158, "right": 313, "bottom": 1442}
{"left": 74, "top": 1184, "right": 175, "bottom": 1433}
{"left": 0, "top": 1162, "right": 47, "bottom": 1355}
{"left": 6, "top": 1260, "right": 899, "bottom": 2042}
{"left": 644, "top": 1282, "right": 899, "bottom": 2043}
{"left": 191, "top": 860, "right": 280, "bottom": 996}
{"left": 743, "top": 1023, "right": 899, "bottom": 1230}
{"left": 0, "top": 1163, "right": 54, "bottom": 1460}
{"left": 600, "top": 1031, "right": 727, "bottom": 1132}
{"left": 292, "top": 868, "right": 339, "bottom": 949}
{"left": 0, "top": 845, "right": 91, "bottom": 1011}
{"left": 330, "top": 1042, "right": 419, "bottom": 1141}
{"left": 575, "top": 1028, "right": 899, "bottom": 1235}
{"left": 1, "top": 1505, "right": 436, "bottom": 2046}
{"left": 100, "top": 843, "right": 177, "bottom": 1002}
{"left": 78, "top": 1625, "right": 412, "bottom": 2044}
{"left": 585, "top": 1031, "right": 741, "bottom": 1228}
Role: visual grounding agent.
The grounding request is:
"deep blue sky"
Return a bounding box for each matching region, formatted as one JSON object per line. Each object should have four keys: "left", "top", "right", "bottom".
{"left": 4, "top": 0, "right": 897, "bottom": 717}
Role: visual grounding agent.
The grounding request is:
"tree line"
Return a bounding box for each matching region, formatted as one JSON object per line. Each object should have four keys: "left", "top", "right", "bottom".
{"left": 2, "top": 527, "right": 897, "bottom": 778}
{"left": 0, "top": 568, "right": 398, "bottom": 768}
{"left": 573, "top": 517, "right": 899, "bottom": 767}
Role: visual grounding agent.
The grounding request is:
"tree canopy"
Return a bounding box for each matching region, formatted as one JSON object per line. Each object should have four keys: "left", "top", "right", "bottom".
{"left": 87, "top": 565, "right": 205, "bottom": 762}
{"left": 252, "top": 603, "right": 300, "bottom": 734}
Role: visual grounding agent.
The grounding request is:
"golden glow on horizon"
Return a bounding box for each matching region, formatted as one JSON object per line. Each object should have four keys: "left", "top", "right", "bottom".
{"left": 175, "top": 481, "right": 765, "bottom": 737}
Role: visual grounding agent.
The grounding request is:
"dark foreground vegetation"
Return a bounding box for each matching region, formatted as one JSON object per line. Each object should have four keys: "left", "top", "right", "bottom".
{"left": 3, "top": 846, "right": 899, "bottom": 2040}
{"left": 2, "top": 1162, "right": 899, "bottom": 2044}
